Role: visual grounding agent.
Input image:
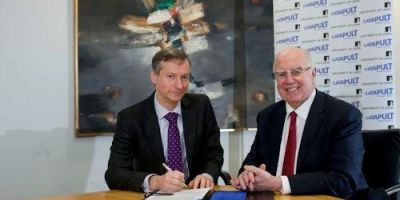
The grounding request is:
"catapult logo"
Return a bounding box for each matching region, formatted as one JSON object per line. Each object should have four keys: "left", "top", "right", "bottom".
{"left": 364, "top": 62, "right": 392, "bottom": 72}
{"left": 366, "top": 112, "right": 394, "bottom": 121}
{"left": 275, "top": 13, "right": 299, "bottom": 23}
{"left": 332, "top": 30, "right": 358, "bottom": 39}
{"left": 363, "top": 14, "right": 391, "bottom": 24}
{"left": 303, "top": 21, "right": 328, "bottom": 30}
{"left": 332, "top": 53, "right": 358, "bottom": 63}
{"left": 364, "top": 38, "right": 392, "bottom": 48}
{"left": 331, "top": 6, "right": 357, "bottom": 16}
{"left": 275, "top": 35, "right": 299, "bottom": 45}
{"left": 307, "top": 44, "right": 329, "bottom": 53}
{"left": 332, "top": 77, "right": 359, "bottom": 86}
{"left": 303, "top": 0, "right": 327, "bottom": 8}
{"left": 316, "top": 66, "right": 329, "bottom": 76}
{"left": 365, "top": 88, "right": 394, "bottom": 97}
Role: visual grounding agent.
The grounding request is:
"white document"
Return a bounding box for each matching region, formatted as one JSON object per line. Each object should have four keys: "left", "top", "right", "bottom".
{"left": 146, "top": 188, "right": 210, "bottom": 200}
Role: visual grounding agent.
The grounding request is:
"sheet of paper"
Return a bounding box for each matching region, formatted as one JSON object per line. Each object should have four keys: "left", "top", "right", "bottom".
{"left": 147, "top": 188, "right": 210, "bottom": 200}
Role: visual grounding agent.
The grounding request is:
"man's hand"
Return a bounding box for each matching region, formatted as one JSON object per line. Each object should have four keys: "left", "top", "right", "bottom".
{"left": 230, "top": 168, "right": 256, "bottom": 191}
{"left": 188, "top": 174, "right": 214, "bottom": 189}
{"left": 244, "top": 164, "right": 282, "bottom": 192}
{"left": 149, "top": 170, "right": 185, "bottom": 193}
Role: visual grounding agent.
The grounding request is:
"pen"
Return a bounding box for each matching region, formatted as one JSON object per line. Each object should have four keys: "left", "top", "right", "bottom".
{"left": 162, "top": 163, "right": 188, "bottom": 188}
{"left": 162, "top": 163, "right": 173, "bottom": 171}
{"left": 144, "top": 189, "right": 159, "bottom": 199}
{"left": 143, "top": 190, "right": 173, "bottom": 199}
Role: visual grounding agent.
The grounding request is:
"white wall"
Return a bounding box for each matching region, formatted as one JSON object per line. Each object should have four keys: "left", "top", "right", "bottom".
{"left": 0, "top": 0, "right": 97, "bottom": 199}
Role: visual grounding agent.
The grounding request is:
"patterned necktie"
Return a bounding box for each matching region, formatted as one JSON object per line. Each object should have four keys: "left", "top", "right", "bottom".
{"left": 282, "top": 111, "right": 297, "bottom": 176}
{"left": 164, "top": 112, "right": 183, "bottom": 172}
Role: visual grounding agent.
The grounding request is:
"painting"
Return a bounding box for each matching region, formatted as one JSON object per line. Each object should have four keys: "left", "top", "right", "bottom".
{"left": 74, "top": 0, "right": 274, "bottom": 136}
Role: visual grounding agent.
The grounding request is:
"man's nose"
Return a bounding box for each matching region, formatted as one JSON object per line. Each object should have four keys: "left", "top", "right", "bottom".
{"left": 284, "top": 73, "right": 295, "bottom": 82}
{"left": 175, "top": 78, "right": 183, "bottom": 88}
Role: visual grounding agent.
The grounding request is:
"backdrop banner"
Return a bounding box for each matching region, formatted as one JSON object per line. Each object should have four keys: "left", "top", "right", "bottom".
{"left": 273, "top": 0, "right": 396, "bottom": 130}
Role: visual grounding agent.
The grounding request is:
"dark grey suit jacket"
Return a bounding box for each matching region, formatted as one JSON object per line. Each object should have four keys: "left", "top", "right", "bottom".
{"left": 240, "top": 90, "right": 367, "bottom": 198}
{"left": 105, "top": 93, "right": 224, "bottom": 192}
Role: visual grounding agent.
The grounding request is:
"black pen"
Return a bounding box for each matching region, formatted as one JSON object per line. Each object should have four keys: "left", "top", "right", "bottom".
{"left": 143, "top": 189, "right": 173, "bottom": 199}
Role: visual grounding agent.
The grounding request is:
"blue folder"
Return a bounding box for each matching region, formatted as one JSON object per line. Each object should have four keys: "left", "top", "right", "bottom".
{"left": 210, "top": 191, "right": 247, "bottom": 200}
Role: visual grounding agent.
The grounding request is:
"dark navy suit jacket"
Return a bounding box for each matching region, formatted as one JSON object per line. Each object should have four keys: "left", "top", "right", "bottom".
{"left": 241, "top": 90, "right": 367, "bottom": 198}
{"left": 105, "top": 93, "right": 224, "bottom": 192}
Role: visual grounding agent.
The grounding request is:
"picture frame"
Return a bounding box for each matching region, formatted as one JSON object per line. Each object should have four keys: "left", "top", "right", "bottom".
{"left": 74, "top": 0, "right": 274, "bottom": 137}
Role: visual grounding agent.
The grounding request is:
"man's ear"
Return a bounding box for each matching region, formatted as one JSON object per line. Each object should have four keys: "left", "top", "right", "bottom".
{"left": 311, "top": 68, "right": 317, "bottom": 85}
{"left": 311, "top": 67, "right": 316, "bottom": 77}
{"left": 150, "top": 70, "right": 157, "bottom": 86}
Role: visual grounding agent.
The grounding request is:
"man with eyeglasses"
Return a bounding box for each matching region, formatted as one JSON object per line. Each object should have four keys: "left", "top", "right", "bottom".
{"left": 231, "top": 47, "right": 367, "bottom": 198}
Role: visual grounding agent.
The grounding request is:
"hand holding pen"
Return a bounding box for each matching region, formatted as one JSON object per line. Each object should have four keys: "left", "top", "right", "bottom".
{"left": 162, "top": 163, "right": 188, "bottom": 188}
{"left": 148, "top": 163, "right": 186, "bottom": 193}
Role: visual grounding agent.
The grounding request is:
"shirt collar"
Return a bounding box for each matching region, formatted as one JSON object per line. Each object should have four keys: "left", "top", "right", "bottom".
{"left": 154, "top": 93, "right": 182, "bottom": 120}
{"left": 285, "top": 89, "right": 316, "bottom": 119}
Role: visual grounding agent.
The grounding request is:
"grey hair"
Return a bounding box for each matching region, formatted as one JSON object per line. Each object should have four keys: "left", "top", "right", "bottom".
{"left": 273, "top": 47, "right": 314, "bottom": 71}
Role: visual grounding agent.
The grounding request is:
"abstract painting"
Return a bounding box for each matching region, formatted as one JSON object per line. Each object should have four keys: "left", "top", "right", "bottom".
{"left": 74, "top": 0, "right": 274, "bottom": 136}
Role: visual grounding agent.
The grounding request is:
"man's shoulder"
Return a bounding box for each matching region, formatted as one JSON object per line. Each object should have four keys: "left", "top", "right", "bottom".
{"left": 319, "top": 91, "right": 354, "bottom": 107}
{"left": 317, "top": 90, "right": 360, "bottom": 114}
{"left": 183, "top": 93, "right": 208, "bottom": 100}
{"left": 118, "top": 95, "right": 153, "bottom": 117}
{"left": 182, "top": 93, "right": 210, "bottom": 105}
{"left": 258, "top": 100, "right": 285, "bottom": 116}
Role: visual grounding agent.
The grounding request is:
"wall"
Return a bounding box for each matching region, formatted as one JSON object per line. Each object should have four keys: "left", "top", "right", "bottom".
{"left": 0, "top": 0, "right": 94, "bottom": 199}
{"left": 0, "top": 1, "right": 398, "bottom": 200}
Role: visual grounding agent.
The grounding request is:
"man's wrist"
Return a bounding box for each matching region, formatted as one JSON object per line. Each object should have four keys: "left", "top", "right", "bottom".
{"left": 273, "top": 176, "right": 283, "bottom": 192}
{"left": 149, "top": 175, "right": 160, "bottom": 191}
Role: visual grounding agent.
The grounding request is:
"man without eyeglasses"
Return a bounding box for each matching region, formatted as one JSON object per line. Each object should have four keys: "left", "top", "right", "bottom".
{"left": 105, "top": 48, "right": 223, "bottom": 193}
{"left": 231, "top": 47, "right": 367, "bottom": 198}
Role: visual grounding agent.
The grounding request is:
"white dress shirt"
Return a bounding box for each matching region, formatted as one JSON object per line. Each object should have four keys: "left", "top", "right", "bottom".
{"left": 278, "top": 89, "right": 316, "bottom": 194}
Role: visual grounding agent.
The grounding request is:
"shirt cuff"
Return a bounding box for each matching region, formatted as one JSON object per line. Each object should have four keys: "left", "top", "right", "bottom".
{"left": 142, "top": 174, "right": 156, "bottom": 193}
{"left": 280, "top": 176, "right": 292, "bottom": 194}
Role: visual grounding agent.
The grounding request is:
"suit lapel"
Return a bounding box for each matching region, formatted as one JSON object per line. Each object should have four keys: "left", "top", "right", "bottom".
{"left": 143, "top": 94, "right": 166, "bottom": 164}
{"left": 181, "top": 95, "right": 196, "bottom": 169}
{"left": 270, "top": 103, "right": 286, "bottom": 174}
{"left": 297, "top": 91, "right": 325, "bottom": 168}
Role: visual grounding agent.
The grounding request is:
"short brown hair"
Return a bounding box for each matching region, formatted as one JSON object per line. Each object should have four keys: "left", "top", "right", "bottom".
{"left": 151, "top": 48, "right": 190, "bottom": 74}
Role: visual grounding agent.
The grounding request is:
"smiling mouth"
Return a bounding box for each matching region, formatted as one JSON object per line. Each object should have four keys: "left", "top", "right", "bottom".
{"left": 286, "top": 87, "right": 298, "bottom": 92}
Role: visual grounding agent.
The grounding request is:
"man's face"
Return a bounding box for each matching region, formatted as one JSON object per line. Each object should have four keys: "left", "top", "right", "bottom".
{"left": 274, "top": 49, "right": 316, "bottom": 109}
{"left": 151, "top": 58, "right": 190, "bottom": 110}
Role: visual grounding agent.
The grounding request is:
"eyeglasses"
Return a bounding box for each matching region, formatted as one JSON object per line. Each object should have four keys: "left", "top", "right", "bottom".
{"left": 273, "top": 67, "right": 312, "bottom": 80}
